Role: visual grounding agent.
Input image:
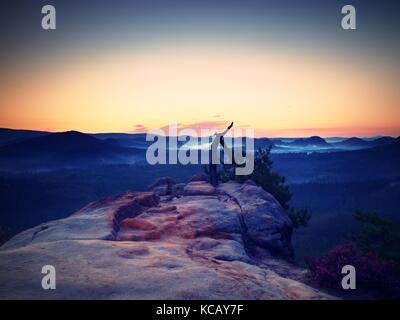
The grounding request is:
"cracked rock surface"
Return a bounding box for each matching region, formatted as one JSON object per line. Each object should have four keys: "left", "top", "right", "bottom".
{"left": 0, "top": 179, "right": 336, "bottom": 299}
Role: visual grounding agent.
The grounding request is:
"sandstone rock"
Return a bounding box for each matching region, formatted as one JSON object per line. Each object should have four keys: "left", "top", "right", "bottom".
{"left": 171, "top": 183, "right": 185, "bottom": 197}
{"left": 183, "top": 181, "right": 216, "bottom": 196}
{"left": 0, "top": 179, "right": 336, "bottom": 300}
{"left": 152, "top": 185, "right": 169, "bottom": 196}
{"left": 189, "top": 174, "right": 208, "bottom": 182}
{"left": 148, "top": 176, "right": 177, "bottom": 189}
{"left": 219, "top": 182, "right": 293, "bottom": 259}
{"left": 244, "top": 179, "right": 257, "bottom": 186}
{"left": 148, "top": 177, "right": 176, "bottom": 196}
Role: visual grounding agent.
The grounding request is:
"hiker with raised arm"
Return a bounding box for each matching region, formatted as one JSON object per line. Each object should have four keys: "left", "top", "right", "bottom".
{"left": 209, "top": 122, "right": 234, "bottom": 187}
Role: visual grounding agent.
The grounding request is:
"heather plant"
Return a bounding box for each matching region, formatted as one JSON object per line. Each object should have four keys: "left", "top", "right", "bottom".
{"left": 306, "top": 211, "right": 400, "bottom": 299}
{"left": 306, "top": 243, "right": 400, "bottom": 299}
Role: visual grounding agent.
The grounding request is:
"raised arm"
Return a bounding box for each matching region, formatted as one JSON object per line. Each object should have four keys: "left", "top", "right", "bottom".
{"left": 221, "top": 122, "right": 234, "bottom": 136}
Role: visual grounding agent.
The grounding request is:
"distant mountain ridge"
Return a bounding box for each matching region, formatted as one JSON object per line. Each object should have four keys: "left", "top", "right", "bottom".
{"left": 0, "top": 130, "right": 143, "bottom": 169}
{"left": 0, "top": 128, "right": 50, "bottom": 147}
{"left": 0, "top": 131, "right": 119, "bottom": 156}
{"left": 333, "top": 137, "right": 370, "bottom": 147}
{"left": 271, "top": 136, "right": 400, "bottom": 183}
{"left": 333, "top": 136, "right": 396, "bottom": 150}
{"left": 288, "top": 136, "right": 329, "bottom": 147}
{"left": 0, "top": 128, "right": 398, "bottom": 158}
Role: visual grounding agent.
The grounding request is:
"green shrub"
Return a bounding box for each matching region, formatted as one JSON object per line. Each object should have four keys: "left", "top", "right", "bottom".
{"left": 288, "top": 207, "right": 311, "bottom": 228}
{"left": 351, "top": 210, "right": 400, "bottom": 263}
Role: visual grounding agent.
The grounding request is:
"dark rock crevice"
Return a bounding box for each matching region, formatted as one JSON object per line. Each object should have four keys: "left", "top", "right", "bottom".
{"left": 218, "top": 189, "right": 256, "bottom": 260}
{"left": 31, "top": 225, "right": 49, "bottom": 241}
{"left": 108, "top": 193, "right": 159, "bottom": 240}
{"left": 109, "top": 201, "right": 143, "bottom": 240}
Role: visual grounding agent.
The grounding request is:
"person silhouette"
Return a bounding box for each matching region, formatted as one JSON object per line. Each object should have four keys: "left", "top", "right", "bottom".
{"left": 209, "top": 122, "right": 234, "bottom": 187}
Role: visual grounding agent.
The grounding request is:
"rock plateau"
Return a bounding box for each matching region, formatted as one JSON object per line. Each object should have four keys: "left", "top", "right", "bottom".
{"left": 0, "top": 178, "right": 336, "bottom": 299}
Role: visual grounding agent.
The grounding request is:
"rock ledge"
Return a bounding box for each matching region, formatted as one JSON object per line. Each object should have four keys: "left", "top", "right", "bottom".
{"left": 0, "top": 179, "right": 336, "bottom": 299}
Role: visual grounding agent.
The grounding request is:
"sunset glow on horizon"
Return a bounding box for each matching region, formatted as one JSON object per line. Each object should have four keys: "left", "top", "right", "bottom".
{"left": 1, "top": 0, "right": 399, "bottom": 138}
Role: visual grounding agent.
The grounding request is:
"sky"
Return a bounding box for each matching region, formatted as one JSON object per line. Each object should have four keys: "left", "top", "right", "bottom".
{"left": 0, "top": 0, "right": 399, "bottom": 137}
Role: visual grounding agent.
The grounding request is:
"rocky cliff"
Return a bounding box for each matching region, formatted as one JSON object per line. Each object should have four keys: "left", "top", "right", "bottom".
{"left": 0, "top": 177, "right": 336, "bottom": 299}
